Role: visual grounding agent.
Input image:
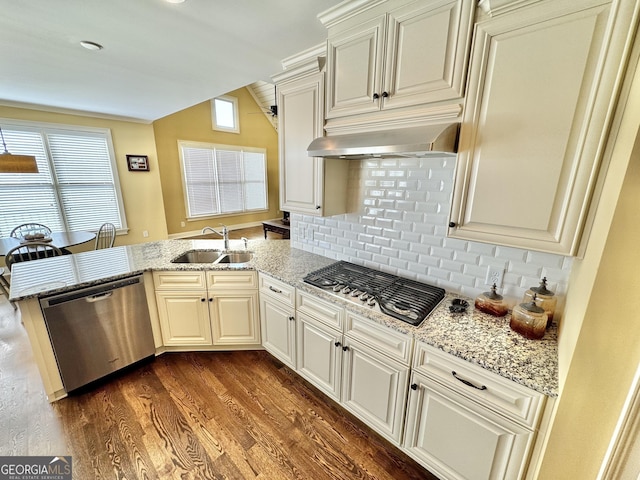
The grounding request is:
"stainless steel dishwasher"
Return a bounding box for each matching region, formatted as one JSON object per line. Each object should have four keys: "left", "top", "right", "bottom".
{"left": 39, "top": 274, "right": 155, "bottom": 393}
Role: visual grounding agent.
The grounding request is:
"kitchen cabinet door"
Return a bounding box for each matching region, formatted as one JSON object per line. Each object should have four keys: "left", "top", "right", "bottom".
{"left": 259, "top": 295, "right": 297, "bottom": 369}
{"left": 324, "top": 0, "right": 475, "bottom": 120}
{"left": 209, "top": 292, "right": 260, "bottom": 347}
{"left": 325, "top": 14, "right": 386, "bottom": 118}
{"left": 403, "top": 371, "right": 533, "bottom": 480}
{"left": 155, "top": 291, "right": 212, "bottom": 346}
{"left": 341, "top": 337, "right": 409, "bottom": 445}
{"left": 449, "top": 0, "right": 638, "bottom": 255}
{"left": 276, "top": 68, "right": 348, "bottom": 216}
{"left": 296, "top": 312, "right": 343, "bottom": 401}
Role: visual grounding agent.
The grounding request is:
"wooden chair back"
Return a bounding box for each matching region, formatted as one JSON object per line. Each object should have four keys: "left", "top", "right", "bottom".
{"left": 10, "top": 223, "right": 52, "bottom": 238}
{"left": 5, "top": 242, "right": 63, "bottom": 270}
{"left": 95, "top": 223, "right": 116, "bottom": 249}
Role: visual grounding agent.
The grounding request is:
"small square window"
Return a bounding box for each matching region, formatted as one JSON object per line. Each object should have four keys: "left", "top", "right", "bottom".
{"left": 211, "top": 96, "right": 239, "bottom": 133}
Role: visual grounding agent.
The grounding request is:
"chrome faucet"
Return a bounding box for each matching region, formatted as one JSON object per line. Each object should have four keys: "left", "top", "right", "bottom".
{"left": 241, "top": 237, "right": 248, "bottom": 250}
{"left": 202, "top": 224, "right": 229, "bottom": 250}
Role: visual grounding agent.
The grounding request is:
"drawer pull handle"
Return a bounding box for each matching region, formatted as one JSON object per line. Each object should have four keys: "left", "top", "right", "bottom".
{"left": 452, "top": 371, "right": 487, "bottom": 391}
{"left": 268, "top": 286, "right": 282, "bottom": 294}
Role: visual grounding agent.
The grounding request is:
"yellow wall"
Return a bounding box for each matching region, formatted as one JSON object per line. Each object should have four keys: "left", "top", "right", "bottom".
{"left": 537, "top": 61, "right": 640, "bottom": 477}
{"left": 0, "top": 105, "right": 168, "bottom": 250}
{"left": 152, "top": 87, "right": 279, "bottom": 237}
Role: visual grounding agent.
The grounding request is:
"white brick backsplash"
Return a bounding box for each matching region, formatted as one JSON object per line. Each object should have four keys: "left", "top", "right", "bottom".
{"left": 290, "top": 155, "right": 572, "bottom": 304}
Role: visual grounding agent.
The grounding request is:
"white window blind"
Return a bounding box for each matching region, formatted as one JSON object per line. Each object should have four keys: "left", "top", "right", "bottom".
{"left": 180, "top": 142, "right": 267, "bottom": 219}
{"left": 0, "top": 123, "right": 126, "bottom": 237}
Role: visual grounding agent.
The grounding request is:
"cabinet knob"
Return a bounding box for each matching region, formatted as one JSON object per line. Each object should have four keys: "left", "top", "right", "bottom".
{"left": 209, "top": 298, "right": 213, "bottom": 302}
{"left": 373, "top": 93, "right": 380, "bottom": 100}
{"left": 410, "top": 383, "right": 418, "bottom": 391}
{"left": 315, "top": 205, "right": 321, "bottom": 210}
{"left": 334, "top": 341, "right": 341, "bottom": 348}
{"left": 200, "top": 298, "right": 206, "bottom": 302}
{"left": 288, "top": 316, "right": 295, "bottom": 322}
{"left": 381, "top": 91, "right": 389, "bottom": 98}
{"left": 449, "top": 221, "right": 456, "bottom": 228}
{"left": 342, "top": 345, "right": 349, "bottom": 352}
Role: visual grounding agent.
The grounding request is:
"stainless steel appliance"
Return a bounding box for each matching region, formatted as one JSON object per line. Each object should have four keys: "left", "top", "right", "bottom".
{"left": 39, "top": 274, "right": 155, "bottom": 392}
{"left": 303, "top": 261, "right": 445, "bottom": 326}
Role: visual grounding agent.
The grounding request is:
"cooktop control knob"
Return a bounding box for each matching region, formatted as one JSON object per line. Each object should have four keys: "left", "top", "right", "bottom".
{"left": 341, "top": 286, "right": 351, "bottom": 294}
{"left": 366, "top": 297, "right": 376, "bottom": 307}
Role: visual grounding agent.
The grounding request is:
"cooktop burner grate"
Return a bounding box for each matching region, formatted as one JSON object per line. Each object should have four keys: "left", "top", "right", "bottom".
{"left": 303, "top": 261, "right": 445, "bottom": 326}
{"left": 377, "top": 277, "right": 445, "bottom": 326}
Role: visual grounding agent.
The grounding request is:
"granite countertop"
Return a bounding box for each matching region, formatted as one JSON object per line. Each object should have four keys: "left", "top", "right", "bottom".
{"left": 9, "top": 238, "right": 558, "bottom": 396}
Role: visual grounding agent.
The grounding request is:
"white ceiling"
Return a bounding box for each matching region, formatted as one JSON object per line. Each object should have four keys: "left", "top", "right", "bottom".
{"left": 0, "top": 0, "right": 341, "bottom": 123}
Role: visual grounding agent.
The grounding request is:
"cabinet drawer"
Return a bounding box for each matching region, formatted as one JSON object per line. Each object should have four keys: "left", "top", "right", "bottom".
{"left": 259, "top": 274, "right": 295, "bottom": 307}
{"left": 297, "top": 291, "right": 344, "bottom": 331}
{"left": 413, "top": 342, "right": 545, "bottom": 429}
{"left": 345, "top": 312, "right": 413, "bottom": 365}
{"left": 207, "top": 270, "right": 257, "bottom": 290}
{"left": 153, "top": 271, "right": 206, "bottom": 290}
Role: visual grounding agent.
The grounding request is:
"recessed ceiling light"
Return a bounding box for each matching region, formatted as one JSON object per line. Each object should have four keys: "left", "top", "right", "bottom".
{"left": 80, "top": 40, "right": 103, "bottom": 51}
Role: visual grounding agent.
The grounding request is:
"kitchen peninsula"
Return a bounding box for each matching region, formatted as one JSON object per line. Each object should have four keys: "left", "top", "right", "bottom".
{"left": 10, "top": 239, "right": 558, "bottom": 478}
{"left": 10, "top": 239, "right": 558, "bottom": 397}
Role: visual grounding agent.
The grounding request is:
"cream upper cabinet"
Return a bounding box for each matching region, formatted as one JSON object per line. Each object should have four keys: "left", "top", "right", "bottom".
{"left": 274, "top": 48, "right": 348, "bottom": 216}
{"left": 322, "top": 0, "right": 475, "bottom": 122}
{"left": 448, "top": 0, "right": 638, "bottom": 255}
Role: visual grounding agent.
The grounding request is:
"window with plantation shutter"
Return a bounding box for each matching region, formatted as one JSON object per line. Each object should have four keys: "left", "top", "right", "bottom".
{"left": 179, "top": 141, "right": 268, "bottom": 218}
{"left": 0, "top": 121, "right": 126, "bottom": 237}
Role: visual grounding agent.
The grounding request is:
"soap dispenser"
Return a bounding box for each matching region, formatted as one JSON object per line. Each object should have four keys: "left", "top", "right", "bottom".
{"left": 510, "top": 294, "right": 548, "bottom": 340}
{"left": 523, "top": 277, "right": 557, "bottom": 327}
{"left": 474, "top": 283, "right": 508, "bottom": 317}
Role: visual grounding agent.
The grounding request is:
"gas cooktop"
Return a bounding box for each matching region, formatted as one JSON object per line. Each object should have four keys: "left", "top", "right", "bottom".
{"left": 303, "top": 261, "right": 445, "bottom": 326}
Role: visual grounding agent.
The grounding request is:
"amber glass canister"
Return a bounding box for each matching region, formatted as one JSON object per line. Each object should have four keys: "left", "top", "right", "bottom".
{"left": 510, "top": 294, "right": 548, "bottom": 340}
{"left": 523, "top": 277, "right": 557, "bottom": 327}
{"left": 474, "top": 283, "right": 508, "bottom": 317}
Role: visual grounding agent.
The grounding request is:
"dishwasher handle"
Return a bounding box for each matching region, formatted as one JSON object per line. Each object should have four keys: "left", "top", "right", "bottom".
{"left": 40, "top": 275, "right": 143, "bottom": 307}
{"left": 85, "top": 291, "right": 114, "bottom": 303}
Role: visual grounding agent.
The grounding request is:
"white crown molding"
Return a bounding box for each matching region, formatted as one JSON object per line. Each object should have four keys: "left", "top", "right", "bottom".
{"left": 317, "top": 0, "right": 387, "bottom": 29}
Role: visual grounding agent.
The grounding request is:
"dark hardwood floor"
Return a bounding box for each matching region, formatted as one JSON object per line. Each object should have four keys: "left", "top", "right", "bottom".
{"left": 0, "top": 294, "right": 437, "bottom": 479}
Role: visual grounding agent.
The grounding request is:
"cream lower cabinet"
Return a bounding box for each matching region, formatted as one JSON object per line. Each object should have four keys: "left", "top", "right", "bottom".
{"left": 259, "top": 273, "right": 297, "bottom": 368}
{"left": 207, "top": 271, "right": 260, "bottom": 347}
{"left": 341, "top": 337, "right": 409, "bottom": 445}
{"left": 403, "top": 342, "right": 545, "bottom": 480}
{"left": 154, "top": 271, "right": 211, "bottom": 346}
{"left": 340, "top": 311, "right": 413, "bottom": 445}
{"left": 154, "top": 271, "right": 259, "bottom": 348}
{"left": 297, "top": 313, "right": 342, "bottom": 401}
{"left": 449, "top": 0, "right": 638, "bottom": 255}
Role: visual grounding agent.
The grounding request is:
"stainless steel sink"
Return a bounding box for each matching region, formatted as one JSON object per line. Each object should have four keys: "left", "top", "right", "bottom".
{"left": 216, "top": 252, "right": 254, "bottom": 264}
{"left": 170, "top": 250, "right": 253, "bottom": 264}
{"left": 171, "top": 250, "right": 223, "bottom": 263}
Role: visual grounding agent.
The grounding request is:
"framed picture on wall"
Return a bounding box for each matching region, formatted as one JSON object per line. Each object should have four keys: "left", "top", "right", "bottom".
{"left": 126, "top": 155, "right": 149, "bottom": 171}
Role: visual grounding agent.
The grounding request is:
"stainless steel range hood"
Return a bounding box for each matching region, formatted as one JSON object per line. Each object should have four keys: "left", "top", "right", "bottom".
{"left": 307, "top": 123, "right": 459, "bottom": 159}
